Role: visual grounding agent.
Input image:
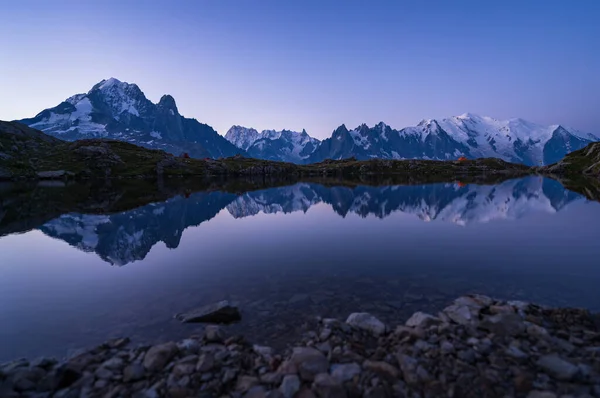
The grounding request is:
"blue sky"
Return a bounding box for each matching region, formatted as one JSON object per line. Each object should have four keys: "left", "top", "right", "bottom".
{"left": 1, "top": 0, "right": 599, "bottom": 139}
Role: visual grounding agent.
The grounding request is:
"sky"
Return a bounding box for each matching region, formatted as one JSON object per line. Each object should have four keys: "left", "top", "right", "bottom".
{"left": 1, "top": 0, "right": 599, "bottom": 139}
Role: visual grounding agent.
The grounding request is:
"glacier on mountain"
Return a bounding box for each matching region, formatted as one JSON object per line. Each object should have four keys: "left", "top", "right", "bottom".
{"left": 306, "top": 114, "right": 598, "bottom": 165}
{"left": 225, "top": 126, "right": 320, "bottom": 163}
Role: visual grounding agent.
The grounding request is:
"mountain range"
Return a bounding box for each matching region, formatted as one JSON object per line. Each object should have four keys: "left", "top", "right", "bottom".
{"left": 37, "top": 178, "right": 582, "bottom": 265}
{"left": 227, "top": 116, "right": 599, "bottom": 166}
{"left": 18, "top": 78, "right": 598, "bottom": 165}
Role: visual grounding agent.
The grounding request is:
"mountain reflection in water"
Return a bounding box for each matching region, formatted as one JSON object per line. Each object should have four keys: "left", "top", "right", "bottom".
{"left": 31, "top": 177, "right": 581, "bottom": 265}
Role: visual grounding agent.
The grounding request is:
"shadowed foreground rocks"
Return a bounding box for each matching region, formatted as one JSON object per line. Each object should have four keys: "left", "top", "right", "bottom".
{"left": 1, "top": 295, "right": 599, "bottom": 397}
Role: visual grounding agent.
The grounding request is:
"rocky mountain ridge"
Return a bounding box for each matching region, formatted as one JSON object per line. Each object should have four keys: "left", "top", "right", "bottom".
{"left": 18, "top": 78, "right": 242, "bottom": 159}
{"left": 225, "top": 126, "right": 320, "bottom": 163}
{"left": 305, "top": 115, "right": 599, "bottom": 165}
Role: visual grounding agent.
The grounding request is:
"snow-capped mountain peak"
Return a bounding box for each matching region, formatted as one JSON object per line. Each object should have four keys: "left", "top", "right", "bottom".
{"left": 95, "top": 77, "right": 125, "bottom": 90}
{"left": 87, "top": 78, "right": 148, "bottom": 121}
{"left": 20, "top": 78, "right": 242, "bottom": 159}
{"left": 225, "top": 126, "right": 320, "bottom": 163}
{"left": 224, "top": 126, "right": 261, "bottom": 150}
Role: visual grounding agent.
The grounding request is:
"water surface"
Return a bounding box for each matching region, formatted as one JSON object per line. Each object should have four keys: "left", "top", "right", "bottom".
{"left": 1, "top": 177, "right": 599, "bottom": 362}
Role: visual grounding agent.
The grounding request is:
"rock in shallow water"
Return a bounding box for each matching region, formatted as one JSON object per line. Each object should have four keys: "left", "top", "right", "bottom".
{"left": 175, "top": 300, "right": 241, "bottom": 324}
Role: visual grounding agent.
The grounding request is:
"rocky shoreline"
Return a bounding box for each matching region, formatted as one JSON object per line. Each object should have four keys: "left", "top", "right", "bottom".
{"left": 1, "top": 295, "right": 599, "bottom": 398}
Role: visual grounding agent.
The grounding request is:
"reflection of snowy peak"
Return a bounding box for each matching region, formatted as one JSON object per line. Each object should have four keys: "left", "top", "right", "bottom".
{"left": 227, "top": 184, "right": 321, "bottom": 218}
{"left": 225, "top": 126, "right": 320, "bottom": 163}
{"left": 307, "top": 115, "right": 598, "bottom": 165}
{"left": 19, "top": 78, "right": 242, "bottom": 159}
{"left": 224, "top": 178, "right": 583, "bottom": 225}
{"left": 39, "top": 191, "right": 237, "bottom": 265}
{"left": 37, "top": 178, "right": 583, "bottom": 265}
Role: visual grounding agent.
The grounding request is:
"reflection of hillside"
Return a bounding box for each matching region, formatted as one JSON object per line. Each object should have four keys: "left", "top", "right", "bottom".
{"left": 11, "top": 177, "right": 584, "bottom": 266}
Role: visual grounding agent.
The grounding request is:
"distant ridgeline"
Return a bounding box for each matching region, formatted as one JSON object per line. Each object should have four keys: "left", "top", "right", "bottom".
{"left": 17, "top": 78, "right": 598, "bottom": 165}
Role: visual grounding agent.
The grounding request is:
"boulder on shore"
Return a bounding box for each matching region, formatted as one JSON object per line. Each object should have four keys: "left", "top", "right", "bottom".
{"left": 175, "top": 300, "right": 241, "bottom": 324}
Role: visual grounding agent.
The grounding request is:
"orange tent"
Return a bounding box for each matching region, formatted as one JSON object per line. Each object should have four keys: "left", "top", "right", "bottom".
{"left": 457, "top": 156, "right": 468, "bottom": 161}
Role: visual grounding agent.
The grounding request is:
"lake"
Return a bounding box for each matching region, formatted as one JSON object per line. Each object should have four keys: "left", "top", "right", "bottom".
{"left": 1, "top": 176, "right": 599, "bottom": 362}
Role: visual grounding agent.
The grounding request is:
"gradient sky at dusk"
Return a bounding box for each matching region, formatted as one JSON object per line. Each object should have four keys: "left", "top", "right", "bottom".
{"left": 1, "top": 0, "right": 599, "bottom": 139}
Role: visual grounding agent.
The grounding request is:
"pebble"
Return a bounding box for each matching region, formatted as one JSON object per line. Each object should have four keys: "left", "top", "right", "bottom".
{"left": 123, "top": 363, "right": 145, "bottom": 382}
{"left": 443, "top": 304, "right": 473, "bottom": 325}
{"left": 289, "top": 347, "right": 329, "bottom": 381}
{"left": 330, "top": 363, "right": 361, "bottom": 383}
{"left": 405, "top": 312, "right": 441, "bottom": 328}
{"left": 363, "top": 360, "right": 399, "bottom": 379}
{"left": 345, "top": 313, "right": 387, "bottom": 336}
{"left": 236, "top": 375, "right": 259, "bottom": 393}
{"left": 205, "top": 325, "right": 224, "bottom": 342}
{"left": 536, "top": 355, "right": 579, "bottom": 381}
{"left": 440, "top": 341, "right": 455, "bottom": 354}
{"left": 312, "top": 373, "right": 346, "bottom": 398}
{"left": 143, "top": 342, "right": 178, "bottom": 372}
{"left": 196, "top": 353, "right": 215, "bottom": 372}
{"left": 279, "top": 374, "right": 301, "bottom": 398}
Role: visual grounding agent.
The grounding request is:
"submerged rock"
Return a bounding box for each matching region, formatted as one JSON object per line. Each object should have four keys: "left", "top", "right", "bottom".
{"left": 175, "top": 300, "right": 241, "bottom": 324}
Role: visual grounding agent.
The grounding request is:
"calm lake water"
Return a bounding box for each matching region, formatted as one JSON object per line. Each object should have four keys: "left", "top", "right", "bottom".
{"left": 1, "top": 176, "right": 600, "bottom": 362}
